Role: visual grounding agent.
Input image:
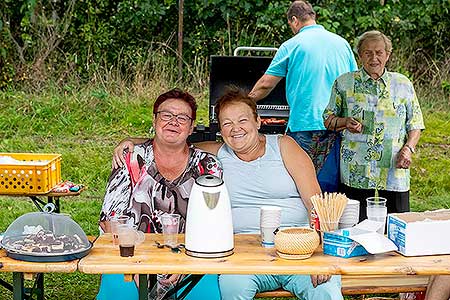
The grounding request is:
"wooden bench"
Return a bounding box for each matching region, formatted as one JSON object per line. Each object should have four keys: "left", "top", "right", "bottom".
{"left": 255, "top": 275, "right": 429, "bottom": 298}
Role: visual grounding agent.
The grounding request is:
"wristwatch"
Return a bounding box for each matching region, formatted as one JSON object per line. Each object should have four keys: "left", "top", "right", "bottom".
{"left": 404, "top": 144, "right": 415, "bottom": 154}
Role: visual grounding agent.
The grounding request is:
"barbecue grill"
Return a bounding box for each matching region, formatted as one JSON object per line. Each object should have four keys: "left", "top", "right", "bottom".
{"left": 190, "top": 47, "right": 289, "bottom": 142}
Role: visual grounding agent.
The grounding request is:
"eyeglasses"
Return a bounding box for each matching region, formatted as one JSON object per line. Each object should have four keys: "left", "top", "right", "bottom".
{"left": 156, "top": 111, "right": 193, "bottom": 124}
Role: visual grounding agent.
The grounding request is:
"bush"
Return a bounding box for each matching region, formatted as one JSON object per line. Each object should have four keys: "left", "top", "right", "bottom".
{"left": 0, "top": 0, "right": 448, "bottom": 92}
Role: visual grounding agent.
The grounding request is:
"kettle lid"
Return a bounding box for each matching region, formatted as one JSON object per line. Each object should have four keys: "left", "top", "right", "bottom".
{"left": 195, "top": 174, "right": 223, "bottom": 187}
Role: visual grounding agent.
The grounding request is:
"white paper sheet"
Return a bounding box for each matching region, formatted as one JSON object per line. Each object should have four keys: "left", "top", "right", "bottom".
{"left": 338, "top": 220, "right": 398, "bottom": 254}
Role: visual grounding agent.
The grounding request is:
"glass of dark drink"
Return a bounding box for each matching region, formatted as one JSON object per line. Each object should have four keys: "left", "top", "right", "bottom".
{"left": 119, "top": 244, "right": 135, "bottom": 257}
{"left": 117, "top": 224, "right": 145, "bottom": 257}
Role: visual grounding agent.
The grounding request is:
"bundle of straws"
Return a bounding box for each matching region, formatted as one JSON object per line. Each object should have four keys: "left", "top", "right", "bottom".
{"left": 311, "top": 192, "right": 348, "bottom": 232}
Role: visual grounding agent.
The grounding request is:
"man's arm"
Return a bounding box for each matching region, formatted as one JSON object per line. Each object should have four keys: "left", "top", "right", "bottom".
{"left": 248, "top": 74, "right": 282, "bottom": 102}
{"left": 324, "top": 114, "right": 362, "bottom": 133}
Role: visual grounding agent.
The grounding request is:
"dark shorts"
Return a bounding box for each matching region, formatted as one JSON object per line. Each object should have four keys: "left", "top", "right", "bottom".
{"left": 339, "top": 184, "right": 410, "bottom": 222}
{"left": 287, "top": 130, "right": 340, "bottom": 193}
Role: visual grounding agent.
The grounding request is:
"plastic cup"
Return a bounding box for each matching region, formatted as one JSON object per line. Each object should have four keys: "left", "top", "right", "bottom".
{"left": 110, "top": 215, "right": 130, "bottom": 245}
{"left": 148, "top": 276, "right": 175, "bottom": 300}
{"left": 117, "top": 224, "right": 145, "bottom": 257}
{"left": 366, "top": 197, "right": 387, "bottom": 234}
{"left": 161, "top": 214, "right": 181, "bottom": 247}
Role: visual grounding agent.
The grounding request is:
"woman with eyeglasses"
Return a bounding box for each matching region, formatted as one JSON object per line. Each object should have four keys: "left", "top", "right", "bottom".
{"left": 100, "top": 88, "right": 222, "bottom": 236}
{"left": 113, "top": 87, "right": 341, "bottom": 300}
{"left": 97, "top": 88, "right": 222, "bottom": 300}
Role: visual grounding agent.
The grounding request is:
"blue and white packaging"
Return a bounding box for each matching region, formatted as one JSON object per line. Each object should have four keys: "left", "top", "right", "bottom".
{"left": 323, "top": 220, "right": 398, "bottom": 258}
{"left": 323, "top": 229, "right": 368, "bottom": 258}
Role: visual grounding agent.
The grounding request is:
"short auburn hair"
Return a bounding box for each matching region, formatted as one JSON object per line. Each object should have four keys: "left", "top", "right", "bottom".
{"left": 214, "top": 86, "right": 258, "bottom": 128}
{"left": 153, "top": 88, "right": 197, "bottom": 121}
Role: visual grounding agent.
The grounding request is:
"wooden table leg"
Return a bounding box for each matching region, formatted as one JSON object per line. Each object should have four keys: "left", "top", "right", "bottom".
{"left": 12, "top": 272, "right": 25, "bottom": 300}
{"left": 138, "top": 274, "right": 148, "bottom": 300}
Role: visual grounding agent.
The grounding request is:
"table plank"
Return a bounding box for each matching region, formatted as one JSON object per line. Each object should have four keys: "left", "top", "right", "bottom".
{"left": 78, "top": 234, "right": 450, "bottom": 275}
{"left": 0, "top": 249, "right": 78, "bottom": 273}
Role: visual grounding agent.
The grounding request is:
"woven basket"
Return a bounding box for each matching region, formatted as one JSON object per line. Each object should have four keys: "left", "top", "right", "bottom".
{"left": 274, "top": 227, "right": 320, "bottom": 259}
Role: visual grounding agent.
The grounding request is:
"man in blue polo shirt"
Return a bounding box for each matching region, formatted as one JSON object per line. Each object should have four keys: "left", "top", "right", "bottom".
{"left": 249, "top": 0, "right": 357, "bottom": 192}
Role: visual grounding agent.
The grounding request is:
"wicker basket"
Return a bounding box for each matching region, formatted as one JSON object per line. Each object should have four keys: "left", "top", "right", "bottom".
{"left": 274, "top": 227, "right": 320, "bottom": 259}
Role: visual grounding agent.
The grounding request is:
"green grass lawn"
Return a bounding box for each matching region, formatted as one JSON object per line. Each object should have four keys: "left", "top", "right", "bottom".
{"left": 0, "top": 90, "right": 449, "bottom": 299}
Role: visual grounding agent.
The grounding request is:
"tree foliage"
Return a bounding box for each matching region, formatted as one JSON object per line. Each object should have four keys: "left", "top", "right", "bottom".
{"left": 0, "top": 0, "right": 449, "bottom": 89}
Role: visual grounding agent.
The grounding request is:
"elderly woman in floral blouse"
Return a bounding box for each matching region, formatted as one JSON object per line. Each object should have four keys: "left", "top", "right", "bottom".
{"left": 323, "top": 30, "right": 425, "bottom": 221}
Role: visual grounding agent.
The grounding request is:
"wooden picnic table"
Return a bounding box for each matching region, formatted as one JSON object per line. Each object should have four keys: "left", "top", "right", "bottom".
{"left": 78, "top": 233, "right": 450, "bottom": 300}
{"left": 0, "top": 248, "right": 79, "bottom": 300}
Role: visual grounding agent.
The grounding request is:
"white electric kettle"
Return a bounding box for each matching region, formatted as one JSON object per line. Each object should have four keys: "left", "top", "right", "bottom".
{"left": 185, "top": 174, "right": 234, "bottom": 258}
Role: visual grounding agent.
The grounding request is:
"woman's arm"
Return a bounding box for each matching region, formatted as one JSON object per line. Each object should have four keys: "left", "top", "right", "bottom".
{"left": 279, "top": 135, "right": 321, "bottom": 219}
{"left": 112, "top": 137, "right": 148, "bottom": 169}
{"left": 194, "top": 141, "right": 222, "bottom": 155}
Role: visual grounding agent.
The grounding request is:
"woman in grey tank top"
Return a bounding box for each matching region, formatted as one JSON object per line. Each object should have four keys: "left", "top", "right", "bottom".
{"left": 198, "top": 87, "right": 342, "bottom": 300}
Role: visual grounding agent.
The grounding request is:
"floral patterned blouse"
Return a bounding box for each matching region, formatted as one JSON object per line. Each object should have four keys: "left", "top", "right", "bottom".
{"left": 100, "top": 139, "right": 223, "bottom": 233}
{"left": 324, "top": 68, "right": 425, "bottom": 191}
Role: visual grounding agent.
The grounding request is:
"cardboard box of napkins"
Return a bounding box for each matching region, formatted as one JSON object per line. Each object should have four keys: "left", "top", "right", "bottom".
{"left": 387, "top": 209, "right": 450, "bottom": 256}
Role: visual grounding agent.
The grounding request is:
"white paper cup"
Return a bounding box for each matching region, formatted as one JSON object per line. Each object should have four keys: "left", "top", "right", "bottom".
{"left": 339, "top": 199, "right": 360, "bottom": 227}
{"left": 260, "top": 206, "right": 282, "bottom": 228}
{"left": 261, "top": 226, "right": 279, "bottom": 247}
{"left": 260, "top": 206, "right": 281, "bottom": 247}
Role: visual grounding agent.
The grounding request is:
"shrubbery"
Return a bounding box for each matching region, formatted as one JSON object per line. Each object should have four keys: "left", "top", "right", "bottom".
{"left": 0, "top": 0, "right": 449, "bottom": 90}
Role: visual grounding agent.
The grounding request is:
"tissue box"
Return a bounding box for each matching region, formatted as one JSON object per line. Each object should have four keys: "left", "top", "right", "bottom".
{"left": 323, "top": 230, "right": 369, "bottom": 258}
{"left": 387, "top": 210, "right": 450, "bottom": 256}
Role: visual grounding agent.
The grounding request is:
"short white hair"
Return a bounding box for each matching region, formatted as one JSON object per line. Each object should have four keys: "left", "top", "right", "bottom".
{"left": 357, "top": 30, "right": 393, "bottom": 54}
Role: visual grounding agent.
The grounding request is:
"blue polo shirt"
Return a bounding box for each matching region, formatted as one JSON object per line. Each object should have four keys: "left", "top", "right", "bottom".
{"left": 266, "top": 24, "right": 357, "bottom": 132}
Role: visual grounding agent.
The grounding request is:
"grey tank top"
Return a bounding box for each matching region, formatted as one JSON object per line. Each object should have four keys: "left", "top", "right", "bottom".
{"left": 218, "top": 134, "right": 309, "bottom": 233}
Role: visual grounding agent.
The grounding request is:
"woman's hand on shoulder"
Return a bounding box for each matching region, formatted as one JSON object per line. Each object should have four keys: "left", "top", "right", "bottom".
{"left": 194, "top": 141, "right": 223, "bottom": 155}
{"left": 112, "top": 138, "right": 136, "bottom": 169}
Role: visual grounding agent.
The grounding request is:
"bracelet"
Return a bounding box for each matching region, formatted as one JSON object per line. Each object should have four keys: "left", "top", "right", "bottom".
{"left": 404, "top": 144, "right": 415, "bottom": 153}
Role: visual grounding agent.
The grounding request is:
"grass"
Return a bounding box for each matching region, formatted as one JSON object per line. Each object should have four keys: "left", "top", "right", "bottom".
{"left": 0, "top": 76, "right": 449, "bottom": 299}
